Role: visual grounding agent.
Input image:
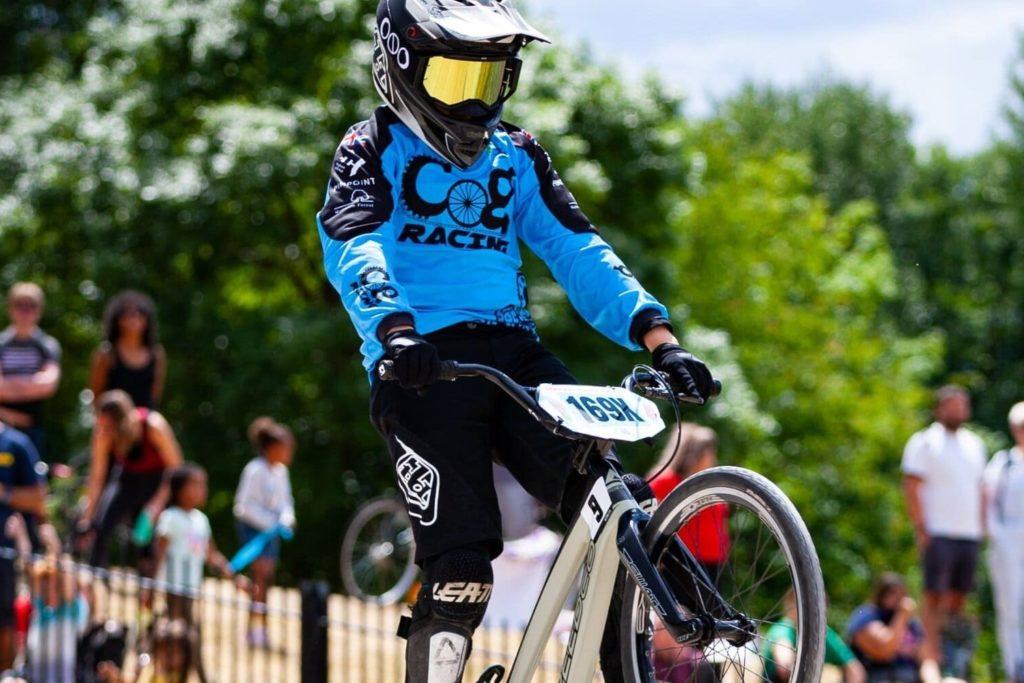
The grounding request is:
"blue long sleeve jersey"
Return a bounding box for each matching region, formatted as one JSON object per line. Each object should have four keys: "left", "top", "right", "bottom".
{"left": 317, "top": 107, "right": 670, "bottom": 376}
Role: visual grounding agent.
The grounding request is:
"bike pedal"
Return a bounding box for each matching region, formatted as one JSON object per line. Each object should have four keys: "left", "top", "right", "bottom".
{"left": 475, "top": 664, "right": 505, "bottom": 683}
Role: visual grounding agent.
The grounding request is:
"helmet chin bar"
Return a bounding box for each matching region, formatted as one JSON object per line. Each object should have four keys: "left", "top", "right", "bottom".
{"left": 373, "top": 0, "right": 535, "bottom": 168}
{"left": 443, "top": 130, "right": 490, "bottom": 169}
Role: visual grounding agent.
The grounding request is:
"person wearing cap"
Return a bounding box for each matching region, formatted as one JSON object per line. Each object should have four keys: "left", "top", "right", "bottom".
{"left": 0, "top": 283, "right": 62, "bottom": 456}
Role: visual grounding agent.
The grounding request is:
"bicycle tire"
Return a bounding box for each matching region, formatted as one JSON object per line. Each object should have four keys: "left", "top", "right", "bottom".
{"left": 340, "top": 496, "right": 418, "bottom": 605}
{"left": 618, "top": 466, "right": 826, "bottom": 682}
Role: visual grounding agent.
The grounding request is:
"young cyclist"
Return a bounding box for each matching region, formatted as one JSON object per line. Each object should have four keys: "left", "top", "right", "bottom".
{"left": 316, "top": 1, "right": 715, "bottom": 680}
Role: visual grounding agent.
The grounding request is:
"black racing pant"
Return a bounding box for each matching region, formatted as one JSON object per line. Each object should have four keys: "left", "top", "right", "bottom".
{"left": 372, "top": 324, "right": 646, "bottom": 681}
{"left": 371, "top": 324, "right": 584, "bottom": 563}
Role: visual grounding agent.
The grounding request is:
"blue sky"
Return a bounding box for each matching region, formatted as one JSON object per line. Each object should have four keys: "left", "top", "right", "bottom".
{"left": 537, "top": 0, "right": 1024, "bottom": 153}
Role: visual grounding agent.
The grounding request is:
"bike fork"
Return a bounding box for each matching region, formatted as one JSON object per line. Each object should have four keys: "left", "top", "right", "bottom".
{"left": 616, "top": 509, "right": 755, "bottom": 647}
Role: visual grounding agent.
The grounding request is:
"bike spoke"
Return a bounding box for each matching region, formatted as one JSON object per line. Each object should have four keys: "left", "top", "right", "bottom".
{"left": 636, "top": 485, "right": 819, "bottom": 683}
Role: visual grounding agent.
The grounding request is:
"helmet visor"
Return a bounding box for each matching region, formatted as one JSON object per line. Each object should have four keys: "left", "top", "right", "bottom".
{"left": 421, "top": 56, "right": 511, "bottom": 107}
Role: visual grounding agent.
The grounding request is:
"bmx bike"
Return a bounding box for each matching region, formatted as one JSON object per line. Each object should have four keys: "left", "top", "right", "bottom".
{"left": 378, "top": 359, "right": 826, "bottom": 682}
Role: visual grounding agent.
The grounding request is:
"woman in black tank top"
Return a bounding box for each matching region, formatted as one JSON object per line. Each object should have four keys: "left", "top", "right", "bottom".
{"left": 88, "top": 290, "right": 166, "bottom": 409}
{"left": 105, "top": 347, "right": 157, "bottom": 409}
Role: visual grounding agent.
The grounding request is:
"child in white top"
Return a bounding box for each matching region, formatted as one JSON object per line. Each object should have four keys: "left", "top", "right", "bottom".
{"left": 233, "top": 417, "right": 295, "bottom": 647}
{"left": 154, "top": 464, "right": 235, "bottom": 621}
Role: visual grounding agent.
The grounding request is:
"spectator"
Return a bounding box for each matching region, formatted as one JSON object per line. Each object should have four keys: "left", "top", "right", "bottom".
{"left": 0, "top": 283, "right": 62, "bottom": 456}
{"left": 26, "top": 555, "right": 91, "bottom": 683}
{"left": 485, "top": 465, "right": 561, "bottom": 629}
{"left": 0, "top": 422, "right": 46, "bottom": 670}
{"left": 984, "top": 401, "right": 1024, "bottom": 683}
{"left": 901, "top": 385, "right": 985, "bottom": 669}
{"left": 89, "top": 291, "right": 165, "bottom": 410}
{"left": 764, "top": 588, "right": 866, "bottom": 683}
{"left": 81, "top": 391, "right": 182, "bottom": 569}
{"left": 647, "top": 423, "right": 729, "bottom": 578}
{"left": 846, "top": 573, "right": 933, "bottom": 683}
{"left": 234, "top": 417, "right": 295, "bottom": 648}
{"left": 98, "top": 616, "right": 204, "bottom": 683}
{"left": 153, "top": 464, "right": 236, "bottom": 622}
{"left": 76, "top": 619, "right": 128, "bottom": 683}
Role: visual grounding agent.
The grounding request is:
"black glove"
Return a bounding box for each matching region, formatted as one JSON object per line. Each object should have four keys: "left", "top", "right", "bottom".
{"left": 384, "top": 330, "right": 441, "bottom": 389}
{"left": 651, "top": 343, "right": 715, "bottom": 400}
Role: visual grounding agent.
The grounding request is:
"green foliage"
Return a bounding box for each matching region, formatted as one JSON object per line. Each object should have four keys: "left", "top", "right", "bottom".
{"left": 0, "top": 8, "right": 1019, "bottom": 656}
{"left": 0, "top": 0, "right": 380, "bottom": 582}
{"left": 889, "top": 143, "right": 1024, "bottom": 431}
{"left": 667, "top": 123, "right": 940, "bottom": 599}
{"left": 714, "top": 80, "right": 916, "bottom": 219}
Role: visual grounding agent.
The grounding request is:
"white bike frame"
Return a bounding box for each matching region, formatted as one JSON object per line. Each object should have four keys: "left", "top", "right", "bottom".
{"left": 375, "top": 360, "right": 745, "bottom": 683}
{"left": 508, "top": 467, "right": 637, "bottom": 682}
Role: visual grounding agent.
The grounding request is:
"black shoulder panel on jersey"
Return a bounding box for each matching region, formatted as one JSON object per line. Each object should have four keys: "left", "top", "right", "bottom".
{"left": 503, "top": 122, "right": 596, "bottom": 234}
{"left": 317, "top": 107, "right": 397, "bottom": 243}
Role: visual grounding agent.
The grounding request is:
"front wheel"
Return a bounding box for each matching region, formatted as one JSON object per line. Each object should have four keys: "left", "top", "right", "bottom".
{"left": 619, "top": 466, "right": 826, "bottom": 682}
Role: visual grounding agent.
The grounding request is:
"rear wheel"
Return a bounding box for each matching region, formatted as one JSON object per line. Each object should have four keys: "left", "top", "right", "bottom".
{"left": 340, "top": 496, "right": 418, "bottom": 605}
{"left": 619, "top": 466, "right": 825, "bottom": 682}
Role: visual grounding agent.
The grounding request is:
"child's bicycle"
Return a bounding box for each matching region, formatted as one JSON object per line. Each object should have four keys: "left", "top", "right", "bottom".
{"left": 379, "top": 359, "right": 826, "bottom": 682}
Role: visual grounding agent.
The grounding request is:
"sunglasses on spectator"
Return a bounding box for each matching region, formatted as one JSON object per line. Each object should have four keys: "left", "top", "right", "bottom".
{"left": 11, "top": 300, "right": 40, "bottom": 312}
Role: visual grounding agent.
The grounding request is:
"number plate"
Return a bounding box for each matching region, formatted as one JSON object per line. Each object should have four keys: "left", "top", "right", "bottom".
{"left": 536, "top": 384, "right": 665, "bottom": 442}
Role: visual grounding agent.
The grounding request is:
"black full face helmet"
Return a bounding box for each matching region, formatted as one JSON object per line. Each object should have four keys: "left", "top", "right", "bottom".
{"left": 372, "top": 0, "right": 549, "bottom": 169}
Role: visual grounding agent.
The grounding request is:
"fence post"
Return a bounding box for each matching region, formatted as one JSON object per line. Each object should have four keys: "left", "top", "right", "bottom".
{"left": 301, "top": 580, "right": 329, "bottom": 683}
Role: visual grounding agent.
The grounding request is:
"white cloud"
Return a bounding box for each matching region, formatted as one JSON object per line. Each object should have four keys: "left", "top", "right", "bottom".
{"left": 539, "top": 0, "right": 1024, "bottom": 153}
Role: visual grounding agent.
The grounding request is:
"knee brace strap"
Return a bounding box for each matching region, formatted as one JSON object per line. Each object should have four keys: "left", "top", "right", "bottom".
{"left": 417, "top": 546, "right": 493, "bottom": 629}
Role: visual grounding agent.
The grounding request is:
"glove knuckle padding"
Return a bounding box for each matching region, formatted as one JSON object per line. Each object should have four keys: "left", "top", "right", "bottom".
{"left": 651, "top": 342, "right": 712, "bottom": 398}
{"left": 385, "top": 331, "right": 441, "bottom": 387}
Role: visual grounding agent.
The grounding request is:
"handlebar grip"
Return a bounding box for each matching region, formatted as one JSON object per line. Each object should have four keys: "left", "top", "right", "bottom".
{"left": 377, "top": 360, "right": 460, "bottom": 383}
{"left": 437, "top": 360, "right": 460, "bottom": 382}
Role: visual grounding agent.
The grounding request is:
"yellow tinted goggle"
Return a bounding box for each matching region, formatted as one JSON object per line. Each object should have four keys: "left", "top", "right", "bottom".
{"left": 421, "top": 56, "right": 510, "bottom": 106}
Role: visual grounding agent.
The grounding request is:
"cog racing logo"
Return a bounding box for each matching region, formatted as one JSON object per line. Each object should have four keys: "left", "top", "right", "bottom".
{"left": 394, "top": 436, "right": 440, "bottom": 526}
{"left": 350, "top": 266, "right": 398, "bottom": 309}
{"left": 399, "top": 156, "right": 514, "bottom": 254}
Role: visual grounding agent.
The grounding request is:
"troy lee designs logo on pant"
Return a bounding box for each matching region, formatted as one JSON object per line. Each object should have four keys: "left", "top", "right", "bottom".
{"left": 395, "top": 436, "right": 440, "bottom": 526}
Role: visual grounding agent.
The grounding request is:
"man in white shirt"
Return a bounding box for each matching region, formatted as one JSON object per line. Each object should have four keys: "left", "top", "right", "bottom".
{"left": 985, "top": 401, "right": 1024, "bottom": 682}
{"left": 902, "top": 385, "right": 986, "bottom": 670}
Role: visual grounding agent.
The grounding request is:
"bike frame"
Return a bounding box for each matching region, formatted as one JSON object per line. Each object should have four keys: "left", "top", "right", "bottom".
{"left": 509, "top": 464, "right": 635, "bottom": 682}
{"left": 378, "top": 360, "right": 746, "bottom": 682}
{"left": 508, "top": 463, "right": 744, "bottom": 682}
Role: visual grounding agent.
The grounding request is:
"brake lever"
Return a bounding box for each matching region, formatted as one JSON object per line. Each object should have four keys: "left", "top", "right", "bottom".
{"left": 624, "top": 369, "right": 720, "bottom": 404}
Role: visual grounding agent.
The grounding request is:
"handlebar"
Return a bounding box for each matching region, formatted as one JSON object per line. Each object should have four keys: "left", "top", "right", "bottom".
{"left": 622, "top": 367, "right": 721, "bottom": 403}
{"left": 376, "top": 360, "right": 721, "bottom": 404}
{"left": 379, "top": 360, "right": 465, "bottom": 383}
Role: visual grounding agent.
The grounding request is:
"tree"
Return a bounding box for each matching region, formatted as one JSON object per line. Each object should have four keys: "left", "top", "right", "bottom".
{"left": 668, "top": 120, "right": 941, "bottom": 599}
{"left": 0, "top": 0, "right": 946, "bottom": 608}
{"left": 714, "top": 80, "right": 916, "bottom": 221}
